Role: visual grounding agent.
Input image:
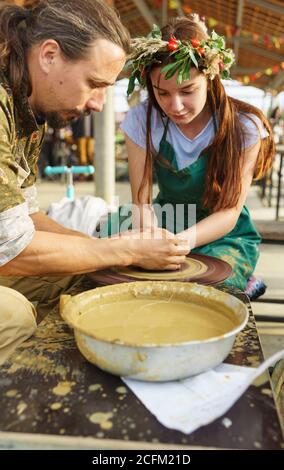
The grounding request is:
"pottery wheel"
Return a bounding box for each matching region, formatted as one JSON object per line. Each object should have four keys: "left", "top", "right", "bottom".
{"left": 88, "top": 253, "right": 232, "bottom": 286}
{"left": 113, "top": 256, "right": 208, "bottom": 280}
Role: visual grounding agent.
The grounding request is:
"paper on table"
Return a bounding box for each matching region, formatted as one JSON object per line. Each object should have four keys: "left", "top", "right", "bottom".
{"left": 122, "top": 349, "right": 284, "bottom": 435}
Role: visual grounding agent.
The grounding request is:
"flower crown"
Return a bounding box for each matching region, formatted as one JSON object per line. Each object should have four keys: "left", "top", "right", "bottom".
{"left": 126, "top": 15, "right": 235, "bottom": 96}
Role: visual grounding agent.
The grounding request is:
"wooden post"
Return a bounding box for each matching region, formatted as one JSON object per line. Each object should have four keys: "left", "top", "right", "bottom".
{"left": 94, "top": 88, "right": 116, "bottom": 205}
{"left": 93, "top": 0, "right": 116, "bottom": 205}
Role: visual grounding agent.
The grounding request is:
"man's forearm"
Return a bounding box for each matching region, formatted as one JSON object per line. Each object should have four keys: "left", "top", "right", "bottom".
{"left": 30, "top": 211, "right": 90, "bottom": 238}
{"left": 0, "top": 231, "right": 133, "bottom": 276}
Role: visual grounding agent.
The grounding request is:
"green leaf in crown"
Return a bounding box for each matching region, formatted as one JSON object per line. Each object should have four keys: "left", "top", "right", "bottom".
{"left": 126, "top": 17, "right": 235, "bottom": 96}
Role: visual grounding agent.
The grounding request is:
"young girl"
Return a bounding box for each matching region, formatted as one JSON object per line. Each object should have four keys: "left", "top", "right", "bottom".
{"left": 118, "top": 15, "right": 274, "bottom": 290}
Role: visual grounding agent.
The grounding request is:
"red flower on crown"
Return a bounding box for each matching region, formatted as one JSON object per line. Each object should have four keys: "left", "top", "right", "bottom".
{"left": 167, "top": 37, "right": 179, "bottom": 51}
{"left": 191, "top": 38, "right": 200, "bottom": 48}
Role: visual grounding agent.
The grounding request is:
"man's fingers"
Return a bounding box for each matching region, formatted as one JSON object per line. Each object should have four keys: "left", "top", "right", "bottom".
{"left": 164, "top": 264, "right": 181, "bottom": 271}
{"left": 167, "top": 255, "right": 186, "bottom": 265}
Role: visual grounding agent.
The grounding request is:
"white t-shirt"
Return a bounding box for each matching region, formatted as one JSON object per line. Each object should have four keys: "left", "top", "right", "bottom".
{"left": 121, "top": 100, "right": 269, "bottom": 170}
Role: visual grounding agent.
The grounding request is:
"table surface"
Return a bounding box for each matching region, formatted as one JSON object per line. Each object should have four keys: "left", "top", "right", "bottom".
{"left": 0, "top": 283, "right": 283, "bottom": 450}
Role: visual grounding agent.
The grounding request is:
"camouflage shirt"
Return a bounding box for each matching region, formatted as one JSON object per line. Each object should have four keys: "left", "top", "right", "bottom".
{"left": 0, "top": 70, "right": 45, "bottom": 266}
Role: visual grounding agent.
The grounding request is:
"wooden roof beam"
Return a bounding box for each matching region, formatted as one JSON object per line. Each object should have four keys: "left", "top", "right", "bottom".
{"left": 246, "top": 0, "right": 284, "bottom": 16}
{"left": 175, "top": 0, "right": 185, "bottom": 17}
{"left": 233, "top": 67, "right": 266, "bottom": 73}
{"left": 131, "top": 0, "right": 159, "bottom": 28}
{"left": 228, "top": 36, "right": 284, "bottom": 45}
{"left": 243, "top": 44, "right": 284, "bottom": 62}
{"left": 267, "top": 71, "right": 284, "bottom": 92}
{"left": 161, "top": 0, "right": 168, "bottom": 27}
{"left": 234, "top": 0, "right": 245, "bottom": 65}
{"left": 122, "top": 11, "right": 142, "bottom": 23}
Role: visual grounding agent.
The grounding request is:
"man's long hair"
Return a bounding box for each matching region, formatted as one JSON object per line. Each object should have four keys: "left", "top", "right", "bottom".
{"left": 0, "top": 0, "right": 130, "bottom": 95}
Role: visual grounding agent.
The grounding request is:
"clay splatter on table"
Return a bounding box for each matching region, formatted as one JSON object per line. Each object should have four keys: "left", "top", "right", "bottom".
{"left": 0, "top": 285, "right": 282, "bottom": 449}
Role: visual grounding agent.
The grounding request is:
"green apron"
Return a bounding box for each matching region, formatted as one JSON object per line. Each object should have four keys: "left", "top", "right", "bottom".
{"left": 104, "top": 118, "right": 261, "bottom": 290}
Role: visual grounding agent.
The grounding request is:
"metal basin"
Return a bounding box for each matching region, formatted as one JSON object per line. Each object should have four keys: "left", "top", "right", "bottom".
{"left": 60, "top": 282, "right": 248, "bottom": 381}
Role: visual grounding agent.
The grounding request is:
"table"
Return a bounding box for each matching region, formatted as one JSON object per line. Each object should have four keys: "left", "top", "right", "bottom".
{"left": 261, "top": 145, "right": 284, "bottom": 220}
{"left": 0, "top": 284, "right": 283, "bottom": 450}
{"left": 275, "top": 145, "right": 284, "bottom": 221}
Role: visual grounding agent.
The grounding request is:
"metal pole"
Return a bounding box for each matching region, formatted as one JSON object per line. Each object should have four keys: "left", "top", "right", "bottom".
{"left": 94, "top": 88, "right": 115, "bottom": 205}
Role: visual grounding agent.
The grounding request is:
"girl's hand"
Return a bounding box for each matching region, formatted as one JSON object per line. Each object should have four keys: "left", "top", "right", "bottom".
{"left": 175, "top": 231, "right": 190, "bottom": 242}
{"left": 111, "top": 227, "right": 176, "bottom": 240}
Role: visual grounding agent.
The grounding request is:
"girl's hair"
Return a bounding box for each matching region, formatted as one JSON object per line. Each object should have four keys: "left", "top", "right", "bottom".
{"left": 139, "top": 16, "right": 275, "bottom": 212}
{"left": 0, "top": 0, "right": 130, "bottom": 95}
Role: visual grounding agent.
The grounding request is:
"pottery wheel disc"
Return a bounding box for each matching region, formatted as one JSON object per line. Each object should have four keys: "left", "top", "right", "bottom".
{"left": 113, "top": 257, "right": 207, "bottom": 280}
{"left": 88, "top": 253, "right": 232, "bottom": 286}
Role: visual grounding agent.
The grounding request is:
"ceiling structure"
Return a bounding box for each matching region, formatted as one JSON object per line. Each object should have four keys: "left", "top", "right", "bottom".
{"left": 114, "top": 0, "right": 284, "bottom": 93}
{"left": 16, "top": 0, "right": 284, "bottom": 93}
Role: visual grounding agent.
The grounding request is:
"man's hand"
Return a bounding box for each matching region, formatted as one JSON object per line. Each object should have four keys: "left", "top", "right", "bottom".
{"left": 133, "top": 239, "right": 190, "bottom": 271}
{"left": 124, "top": 229, "right": 190, "bottom": 271}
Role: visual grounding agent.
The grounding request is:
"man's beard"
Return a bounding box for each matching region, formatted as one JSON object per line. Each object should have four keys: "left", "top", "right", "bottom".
{"left": 44, "top": 110, "right": 91, "bottom": 129}
{"left": 44, "top": 111, "right": 79, "bottom": 129}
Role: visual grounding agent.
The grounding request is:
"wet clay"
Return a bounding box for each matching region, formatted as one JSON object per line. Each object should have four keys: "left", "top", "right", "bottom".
{"left": 77, "top": 297, "right": 238, "bottom": 345}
